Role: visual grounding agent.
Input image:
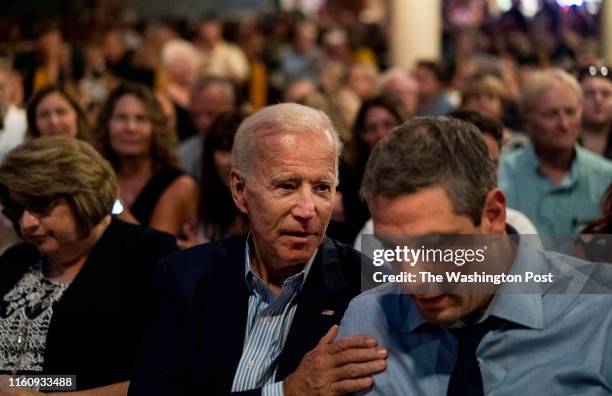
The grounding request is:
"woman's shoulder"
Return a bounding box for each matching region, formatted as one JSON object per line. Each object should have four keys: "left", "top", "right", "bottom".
{"left": 0, "top": 243, "right": 40, "bottom": 293}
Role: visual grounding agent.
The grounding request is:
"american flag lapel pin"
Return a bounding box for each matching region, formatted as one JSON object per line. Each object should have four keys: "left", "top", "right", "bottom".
{"left": 321, "top": 309, "right": 335, "bottom": 316}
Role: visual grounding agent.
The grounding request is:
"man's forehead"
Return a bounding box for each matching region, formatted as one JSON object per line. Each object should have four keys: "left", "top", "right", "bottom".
{"left": 254, "top": 130, "right": 336, "bottom": 158}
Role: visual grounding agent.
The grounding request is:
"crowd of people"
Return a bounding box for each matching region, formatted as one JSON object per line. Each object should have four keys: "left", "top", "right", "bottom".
{"left": 0, "top": 0, "right": 611, "bottom": 395}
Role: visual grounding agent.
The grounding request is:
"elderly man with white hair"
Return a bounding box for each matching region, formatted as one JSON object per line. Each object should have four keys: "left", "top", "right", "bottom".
{"left": 498, "top": 68, "right": 612, "bottom": 244}
{"left": 130, "top": 103, "right": 386, "bottom": 396}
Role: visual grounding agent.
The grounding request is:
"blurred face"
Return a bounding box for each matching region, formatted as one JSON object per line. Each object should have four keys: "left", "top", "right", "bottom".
{"left": 370, "top": 185, "right": 501, "bottom": 325}
{"left": 414, "top": 66, "right": 442, "bottom": 102}
{"left": 109, "top": 94, "right": 153, "bottom": 158}
{"left": 214, "top": 149, "right": 233, "bottom": 187}
{"left": 362, "top": 107, "right": 399, "bottom": 149}
{"left": 526, "top": 83, "right": 581, "bottom": 154}
{"left": 7, "top": 192, "right": 80, "bottom": 257}
{"left": 385, "top": 76, "right": 418, "bottom": 115}
{"left": 348, "top": 64, "right": 377, "bottom": 100}
{"left": 190, "top": 84, "right": 234, "bottom": 136}
{"left": 463, "top": 92, "right": 504, "bottom": 119}
{"left": 168, "top": 51, "right": 199, "bottom": 86}
{"left": 232, "top": 130, "right": 336, "bottom": 273}
{"left": 35, "top": 92, "right": 79, "bottom": 138}
{"left": 581, "top": 76, "right": 612, "bottom": 128}
{"left": 199, "top": 22, "right": 221, "bottom": 48}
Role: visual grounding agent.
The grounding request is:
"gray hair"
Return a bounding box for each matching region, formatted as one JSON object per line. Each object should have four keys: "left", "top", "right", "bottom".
{"left": 361, "top": 117, "right": 497, "bottom": 225}
{"left": 232, "top": 103, "right": 343, "bottom": 182}
{"left": 520, "top": 68, "right": 582, "bottom": 116}
{"left": 192, "top": 76, "right": 236, "bottom": 105}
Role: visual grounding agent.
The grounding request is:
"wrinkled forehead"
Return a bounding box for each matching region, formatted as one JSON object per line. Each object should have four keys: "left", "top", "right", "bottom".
{"left": 256, "top": 127, "right": 336, "bottom": 152}
{"left": 252, "top": 129, "right": 337, "bottom": 169}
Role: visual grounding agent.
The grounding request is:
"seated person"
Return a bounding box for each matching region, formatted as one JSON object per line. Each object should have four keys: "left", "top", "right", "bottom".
{"left": 339, "top": 117, "right": 612, "bottom": 395}
{"left": 498, "top": 69, "right": 612, "bottom": 243}
{"left": 0, "top": 137, "right": 178, "bottom": 394}
{"left": 26, "top": 85, "right": 92, "bottom": 143}
{"left": 129, "top": 103, "right": 386, "bottom": 395}
{"left": 96, "top": 83, "right": 197, "bottom": 238}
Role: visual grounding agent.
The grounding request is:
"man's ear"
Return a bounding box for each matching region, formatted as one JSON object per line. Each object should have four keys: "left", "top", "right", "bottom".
{"left": 480, "top": 188, "right": 506, "bottom": 234}
{"left": 230, "top": 169, "right": 248, "bottom": 214}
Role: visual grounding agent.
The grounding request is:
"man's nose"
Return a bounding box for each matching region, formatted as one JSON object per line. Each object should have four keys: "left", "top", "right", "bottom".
{"left": 292, "top": 188, "right": 316, "bottom": 220}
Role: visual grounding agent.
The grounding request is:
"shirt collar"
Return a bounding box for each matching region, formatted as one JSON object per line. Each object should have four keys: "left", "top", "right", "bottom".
{"left": 400, "top": 230, "right": 545, "bottom": 333}
{"left": 481, "top": 237, "right": 545, "bottom": 330}
{"left": 243, "top": 233, "right": 316, "bottom": 297}
{"left": 526, "top": 142, "right": 580, "bottom": 190}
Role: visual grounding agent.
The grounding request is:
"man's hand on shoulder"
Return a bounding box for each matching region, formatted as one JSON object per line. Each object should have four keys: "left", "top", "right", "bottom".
{"left": 283, "top": 325, "right": 387, "bottom": 396}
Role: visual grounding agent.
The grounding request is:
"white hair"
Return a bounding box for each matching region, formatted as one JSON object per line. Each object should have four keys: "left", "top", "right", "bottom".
{"left": 232, "top": 103, "right": 343, "bottom": 183}
{"left": 521, "top": 68, "right": 582, "bottom": 115}
{"left": 161, "top": 39, "right": 201, "bottom": 70}
{"left": 378, "top": 67, "right": 416, "bottom": 93}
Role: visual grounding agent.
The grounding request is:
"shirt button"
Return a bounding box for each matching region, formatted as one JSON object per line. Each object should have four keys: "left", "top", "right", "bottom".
{"left": 247, "top": 360, "right": 254, "bottom": 368}
{"left": 477, "top": 358, "right": 484, "bottom": 368}
{"left": 264, "top": 316, "right": 272, "bottom": 322}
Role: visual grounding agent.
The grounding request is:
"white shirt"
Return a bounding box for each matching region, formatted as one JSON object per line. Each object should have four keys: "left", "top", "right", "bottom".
{"left": 0, "top": 106, "right": 27, "bottom": 162}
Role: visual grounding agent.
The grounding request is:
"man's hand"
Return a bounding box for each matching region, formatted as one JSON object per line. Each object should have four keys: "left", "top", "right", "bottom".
{"left": 283, "top": 325, "right": 387, "bottom": 396}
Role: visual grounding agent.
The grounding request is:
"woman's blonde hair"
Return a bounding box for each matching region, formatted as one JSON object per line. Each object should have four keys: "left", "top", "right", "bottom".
{"left": 0, "top": 137, "right": 118, "bottom": 237}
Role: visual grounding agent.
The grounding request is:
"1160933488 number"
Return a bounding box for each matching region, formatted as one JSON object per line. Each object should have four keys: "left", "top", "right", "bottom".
{"left": 7, "top": 375, "right": 76, "bottom": 391}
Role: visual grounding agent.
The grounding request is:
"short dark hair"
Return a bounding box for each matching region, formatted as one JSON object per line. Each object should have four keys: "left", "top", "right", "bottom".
{"left": 449, "top": 110, "right": 503, "bottom": 149}
{"left": 361, "top": 117, "right": 497, "bottom": 225}
{"left": 416, "top": 60, "right": 452, "bottom": 85}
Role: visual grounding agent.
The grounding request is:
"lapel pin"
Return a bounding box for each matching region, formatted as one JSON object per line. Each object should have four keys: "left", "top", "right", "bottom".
{"left": 321, "top": 309, "right": 335, "bottom": 316}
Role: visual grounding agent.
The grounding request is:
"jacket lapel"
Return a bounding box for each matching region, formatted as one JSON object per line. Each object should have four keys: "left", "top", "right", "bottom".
{"left": 276, "top": 237, "right": 349, "bottom": 379}
{"left": 199, "top": 237, "right": 250, "bottom": 392}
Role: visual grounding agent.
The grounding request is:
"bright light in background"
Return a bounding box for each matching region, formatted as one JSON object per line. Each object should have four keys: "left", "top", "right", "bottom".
{"left": 497, "top": 0, "right": 512, "bottom": 12}
{"left": 556, "top": 0, "right": 584, "bottom": 6}
{"left": 520, "top": 0, "right": 540, "bottom": 18}
{"left": 585, "top": 0, "right": 602, "bottom": 14}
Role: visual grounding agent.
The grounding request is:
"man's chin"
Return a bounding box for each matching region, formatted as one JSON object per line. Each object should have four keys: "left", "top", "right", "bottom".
{"left": 412, "top": 295, "right": 461, "bottom": 325}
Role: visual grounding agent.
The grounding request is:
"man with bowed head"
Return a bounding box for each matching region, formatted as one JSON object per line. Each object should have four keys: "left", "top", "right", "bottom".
{"left": 129, "top": 103, "right": 386, "bottom": 395}
{"left": 339, "top": 117, "right": 612, "bottom": 395}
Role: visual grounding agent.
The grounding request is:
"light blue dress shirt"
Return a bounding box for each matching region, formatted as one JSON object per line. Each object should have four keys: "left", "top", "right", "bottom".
{"left": 498, "top": 143, "right": 612, "bottom": 244}
{"left": 231, "top": 238, "right": 316, "bottom": 396}
{"left": 339, "top": 240, "right": 612, "bottom": 395}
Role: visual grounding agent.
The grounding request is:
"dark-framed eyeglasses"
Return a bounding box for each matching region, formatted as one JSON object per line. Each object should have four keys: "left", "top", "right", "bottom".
{"left": 1, "top": 195, "right": 57, "bottom": 223}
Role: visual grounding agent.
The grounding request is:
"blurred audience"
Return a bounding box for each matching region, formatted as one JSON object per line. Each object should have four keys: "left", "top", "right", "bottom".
{"left": 331, "top": 96, "right": 404, "bottom": 244}
{"left": 183, "top": 111, "right": 249, "bottom": 246}
{"left": 193, "top": 18, "right": 250, "bottom": 84}
{"left": 158, "top": 39, "right": 201, "bottom": 141}
{"left": 460, "top": 73, "right": 529, "bottom": 152}
{"left": 499, "top": 69, "right": 612, "bottom": 243}
{"left": 414, "top": 60, "right": 456, "bottom": 116}
{"left": 378, "top": 67, "right": 419, "bottom": 119}
{"left": 578, "top": 65, "right": 612, "bottom": 160}
{"left": 0, "top": 61, "right": 26, "bottom": 162}
{"left": 179, "top": 77, "right": 236, "bottom": 180}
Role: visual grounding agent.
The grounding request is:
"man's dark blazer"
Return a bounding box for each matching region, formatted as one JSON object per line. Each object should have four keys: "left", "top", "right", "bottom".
{"left": 129, "top": 235, "right": 367, "bottom": 396}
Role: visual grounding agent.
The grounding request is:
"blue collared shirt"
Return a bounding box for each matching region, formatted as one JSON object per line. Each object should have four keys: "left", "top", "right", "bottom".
{"left": 338, "top": 240, "right": 612, "bottom": 395}
{"left": 498, "top": 143, "right": 612, "bottom": 244}
{"left": 231, "top": 237, "right": 316, "bottom": 396}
